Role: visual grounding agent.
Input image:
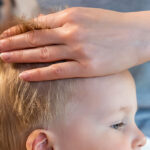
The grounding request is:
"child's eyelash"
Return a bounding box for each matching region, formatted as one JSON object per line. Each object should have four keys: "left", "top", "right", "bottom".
{"left": 110, "top": 122, "right": 126, "bottom": 130}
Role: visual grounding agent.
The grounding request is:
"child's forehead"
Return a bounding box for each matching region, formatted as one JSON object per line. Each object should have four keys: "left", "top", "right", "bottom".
{"left": 75, "top": 70, "right": 135, "bottom": 98}
{"left": 70, "top": 71, "right": 137, "bottom": 114}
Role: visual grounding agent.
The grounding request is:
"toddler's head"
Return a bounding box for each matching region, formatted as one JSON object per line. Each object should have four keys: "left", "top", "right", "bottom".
{"left": 0, "top": 61, "right": 146, "bottom": 150}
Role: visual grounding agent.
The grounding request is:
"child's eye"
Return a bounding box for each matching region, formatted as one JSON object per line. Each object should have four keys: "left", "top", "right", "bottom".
{"left": 111, "top": 122, "right": 126, "bottom": 130}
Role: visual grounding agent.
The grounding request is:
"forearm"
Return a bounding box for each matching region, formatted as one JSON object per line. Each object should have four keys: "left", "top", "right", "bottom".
{"left": 123, "top": 11, "right": 150, "bottom": 64}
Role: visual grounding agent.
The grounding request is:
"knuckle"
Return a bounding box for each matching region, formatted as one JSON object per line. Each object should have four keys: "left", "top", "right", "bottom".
{"left": 14, "top": 51, "right": 23, "bottom": 59}
{"left": 80, "top": 61, "right": 92, "bottom": 73}
{"left": 65, "top": 7, "right": 80, "bottom": 22}
{"left": 64, "top": 25, "right": 81, "bottom": 42}
{"left": 86, "top": 59, "right": 98, "bottom": 72}
{"left": 51, "top": 66, "right": 64, "bottom": 76}
{"left": 2, "top": 30, "right": 9, "bottom": 38}
{"left": 6, "top": 36, "right": 13, "bottom": 49}
{"left": 63, "top": 28, "right": 73, "bottom": 40}
{"left": 73, "top": 43, "right": 91, "bottom": 59}
{"left": 35, "top": 68, "right": 42, "bottom": 77}
{"left": 74, "top": 46, "right": 87, "bottom": 57}
{"left": 39, "top": 47, "right": 49, "bottom": 61}
{"left": 75, "top": 49, "right": 85, "bottom": 57}
{"left": 26, "top": 31, "right": 37, "bottom": 47}
{"left": 37, "top": 15, "right": 48, "bottom": 28}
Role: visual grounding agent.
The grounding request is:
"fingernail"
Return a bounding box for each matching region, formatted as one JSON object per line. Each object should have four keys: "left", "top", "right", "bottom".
{"left": 19, "top": 72, "right": 30, "bottom": 80}
{"left": 0, "top": 53, "right": 12, "bottom": 61}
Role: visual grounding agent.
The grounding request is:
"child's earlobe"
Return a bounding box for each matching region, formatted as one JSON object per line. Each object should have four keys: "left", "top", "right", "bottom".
{"left": 26, "top": 129, "right": 55, "bottom": 150}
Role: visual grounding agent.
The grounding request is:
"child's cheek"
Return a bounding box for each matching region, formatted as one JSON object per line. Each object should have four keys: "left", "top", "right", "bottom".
{"left": 96, "top": 129, "right": 132, "bottom": 150}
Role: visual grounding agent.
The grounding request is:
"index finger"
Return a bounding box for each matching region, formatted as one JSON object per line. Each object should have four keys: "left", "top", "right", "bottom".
{"left": 0, "top": 9, "right": 68, "bottom": 39}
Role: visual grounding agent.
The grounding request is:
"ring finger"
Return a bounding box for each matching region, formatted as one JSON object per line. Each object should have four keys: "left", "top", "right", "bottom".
{"left": 0, "top": 45, "right": 73, "bottom": 63}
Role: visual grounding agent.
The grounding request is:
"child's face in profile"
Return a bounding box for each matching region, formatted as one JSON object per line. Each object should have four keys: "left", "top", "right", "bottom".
{"left": 55, "top": 71, "right": 146, "bottom": 150}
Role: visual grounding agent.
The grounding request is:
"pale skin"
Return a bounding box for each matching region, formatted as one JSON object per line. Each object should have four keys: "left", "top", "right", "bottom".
{"left": 1, "top": 7, "right": 150, "bottom": 81}
{"left": 26, "top": 71, "right": 146, "bottom": 150}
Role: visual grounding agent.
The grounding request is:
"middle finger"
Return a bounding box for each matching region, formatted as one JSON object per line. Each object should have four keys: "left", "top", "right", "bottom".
{"left": 0, "top": 27, "right": 65, "bottom": 52}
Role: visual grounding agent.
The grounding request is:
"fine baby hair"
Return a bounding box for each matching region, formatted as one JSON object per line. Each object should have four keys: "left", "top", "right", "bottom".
{"left": 0, "top": 18, "right": 79, "bottom": 150}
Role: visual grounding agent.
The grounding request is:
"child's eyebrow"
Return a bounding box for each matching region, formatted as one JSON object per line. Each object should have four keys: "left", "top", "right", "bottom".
{"left": 119, "top": 105, "right": 138, "bottom": 113}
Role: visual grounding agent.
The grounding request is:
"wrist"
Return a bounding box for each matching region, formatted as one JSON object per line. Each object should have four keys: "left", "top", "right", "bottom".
{"left": 123, "top": 11, "right": 150, "bottom": 64}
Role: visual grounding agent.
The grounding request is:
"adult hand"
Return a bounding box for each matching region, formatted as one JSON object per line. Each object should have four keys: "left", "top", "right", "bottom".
{"left": 0, "top": 7, "right": 149, "bottom": 81}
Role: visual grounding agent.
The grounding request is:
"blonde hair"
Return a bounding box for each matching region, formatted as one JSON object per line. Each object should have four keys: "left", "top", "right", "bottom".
{"left": 0, "top": 19, "right": 78, "bottom": 150}
{"left": 0, "top": 60, "right": 79, "bottom": 150}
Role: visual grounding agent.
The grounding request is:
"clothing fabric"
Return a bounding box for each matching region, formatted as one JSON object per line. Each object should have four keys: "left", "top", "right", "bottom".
{"left": 37, "top": 0, "right": 150, "bottom": 137}
{"left": 142, "top": 137, "right": 150, "bottom": 150}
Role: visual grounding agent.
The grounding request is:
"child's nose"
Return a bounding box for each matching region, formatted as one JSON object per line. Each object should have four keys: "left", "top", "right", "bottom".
{"left": 132, "top": 126, "right": 146, "bottom": 149}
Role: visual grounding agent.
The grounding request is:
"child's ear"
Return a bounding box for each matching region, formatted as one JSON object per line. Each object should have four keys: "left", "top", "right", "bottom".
{"left": 26, "top": 129, "right": 56, "bottom": 150}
